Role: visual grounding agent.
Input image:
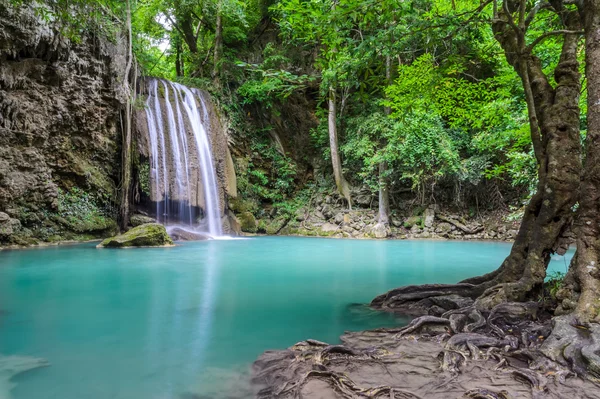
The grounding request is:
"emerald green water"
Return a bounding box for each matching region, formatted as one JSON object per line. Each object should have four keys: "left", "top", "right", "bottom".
{"left": 0, "top": 237, "right": 572, "bottom": 399}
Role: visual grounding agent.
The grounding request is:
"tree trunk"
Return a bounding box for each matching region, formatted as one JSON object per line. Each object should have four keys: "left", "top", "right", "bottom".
{"left": 462, "top": 3, "right": 582, "bottom": 304}
{"left": 119, "top": 0, "right": 134, "bottom": 230}
{"left": 180, "top": 15, "right": 198, "bottom": 54}
{"left": 175, "top": 40, "right": 183, "bottom": 77}
{"left": 328, "top": 86, "right": 352, "bottom": 209}
{"left": 563, "top": 0, "right": 600, "bottom": 322}
{"left": 377, "top": 55, "right": 391, "bottom": 226}
{"left": 212, "top": 0, "right": 223, "bottom": 85}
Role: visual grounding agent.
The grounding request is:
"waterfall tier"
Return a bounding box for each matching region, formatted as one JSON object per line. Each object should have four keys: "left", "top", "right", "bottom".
{"left": 140, "top": 79, "right": 225, "bottom": 237}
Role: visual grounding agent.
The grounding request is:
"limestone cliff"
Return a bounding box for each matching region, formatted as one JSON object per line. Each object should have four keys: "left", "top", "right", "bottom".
{"left": 0, "top": 1, "right": 127, "bottom": 245}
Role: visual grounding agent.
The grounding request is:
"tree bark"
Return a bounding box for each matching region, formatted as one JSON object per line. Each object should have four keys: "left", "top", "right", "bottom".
{"left": 179, "top": 14, "right": 198, "bottom": 54}
{"left": 175, "top": 39, "right": 183, "bottom": 77}
{"left": 119, "top": 0, "right": 134, "bottom": 230}
{"left": 328, "top": 86, "right": 352, "bottom": 209}
{"left": 462, "top": 1, "right": 582, "bottom": 304}
{"left": 212, "top": 0, "right": 223, "bottom": 85}
{"left": 377, "top": 55, "right": 391, "bottom": 226}
{"left": 563, "top": 0, "right": 600, "bottom": 322}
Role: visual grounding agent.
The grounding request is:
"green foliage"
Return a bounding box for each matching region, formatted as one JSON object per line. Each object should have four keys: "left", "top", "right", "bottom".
{"left": 138, "top": 162, "right": 151, "bottom": 196}
{"left": 56, "top": 187, "right": 116, "bottom": 233}
{"left": 546, "top": 271, "right": 566, "bottom": 299}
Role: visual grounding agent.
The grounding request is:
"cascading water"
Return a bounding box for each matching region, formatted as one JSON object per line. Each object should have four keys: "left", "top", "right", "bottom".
{"left": 144, "top": 79, "right": 223, "bottom": 237}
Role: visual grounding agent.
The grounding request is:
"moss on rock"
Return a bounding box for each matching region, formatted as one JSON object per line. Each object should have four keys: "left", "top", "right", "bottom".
{"left": 98, "top": 223, "right": 174, "bottom": 248}
{"left": 239, "top": 211, "right": 258, "bottom": 233}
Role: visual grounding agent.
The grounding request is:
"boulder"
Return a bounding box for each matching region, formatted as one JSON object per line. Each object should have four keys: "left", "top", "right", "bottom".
{"left": 295, "top": 208, "right": 306, "bottom": 222}
{"left": 238, "top": 211, "right": 258, "bottom": 233}
{"left": 334, "top": 212, "right": 344, "bottom": 224}
{"left": 130, "top": 214, "right": 155, "bottom": 227}
{"left": 404, "top": 215, "right": 421, "bottom": 228}
{"left": 0, "top": 217, "right": 20, "bottom": 239}
{"left": 424, "top": 207, "right": 435, "bottom": 228}
{"left": 222, "top": 211, "right": 242, "bottom": 235}
{"left": 0, "top": 212, "right": 9, "bottom": 222}
{"left": 370, "top": 222, "right": 389, "bottom": 238}
{"left": 320, "top": 223, "right": 339, "bottom": 233}
{"left": 98, "top": 223, "right": 174, "bottom": 248}
{"left": 436, "top": 222, "right": 452, "bottom": 234}
{"left": 167, "top": 227, "right": 210, "bottom": 241}
{"left": 321, "top": 205, "right": 334, "bottom": 219}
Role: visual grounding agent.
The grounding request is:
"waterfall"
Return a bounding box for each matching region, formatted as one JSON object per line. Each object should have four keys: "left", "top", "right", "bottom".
{"left": 144, "top": 79, "right": 223, "bottom": 237}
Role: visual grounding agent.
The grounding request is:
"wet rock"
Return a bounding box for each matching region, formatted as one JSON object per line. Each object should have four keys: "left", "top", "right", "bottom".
{"left": 130, "top": 214, "right": 155, "bottom": 227}
{"left": 167, "top": 227, "right": 210, "bottom": 241}
{"left": 222, "top": 211, "right": 241, "bottom": 235}
{"left": 98, "top": 223, "right": 174, "bottom": 248}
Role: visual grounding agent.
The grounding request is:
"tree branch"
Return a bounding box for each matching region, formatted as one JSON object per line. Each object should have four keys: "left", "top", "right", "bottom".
{"left": 525, "top": 1, "right": 550, "bottom": 28}
{"left": 525, "top": 29, "right": 583, "bottom": 53}
{"left": 502, "top": 0, "right": 522, "bottom": 35}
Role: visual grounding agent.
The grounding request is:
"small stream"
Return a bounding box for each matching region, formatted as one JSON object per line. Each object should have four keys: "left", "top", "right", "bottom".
{"left": 0, "top": 237, "right": 572, "bottom": 399}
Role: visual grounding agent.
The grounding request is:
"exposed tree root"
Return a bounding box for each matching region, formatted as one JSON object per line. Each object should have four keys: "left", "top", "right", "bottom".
{"left": 253, "top": 299, "right": 600, "bottom": 398}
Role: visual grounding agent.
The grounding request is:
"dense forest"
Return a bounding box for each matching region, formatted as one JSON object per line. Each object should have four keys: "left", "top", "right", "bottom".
{"left": 1, "top": 0, "right": 600, "bottom": 394}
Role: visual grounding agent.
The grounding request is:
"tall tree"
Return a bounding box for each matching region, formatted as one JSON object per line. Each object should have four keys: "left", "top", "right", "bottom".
{"left": 558, "top": 0, "right": 600, "bottom": 322}
{"left": 120, "top": 0, "right": 135, "bottom": 229}
{"left": 462, "top": 0, "right": 583, "bottom": 306}
{"left": 328, "top": 86, "right": 353, "bottom": 208}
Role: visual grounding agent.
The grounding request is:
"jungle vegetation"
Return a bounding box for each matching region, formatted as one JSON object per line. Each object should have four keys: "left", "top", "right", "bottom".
{"left": 15, "top": 0, "right": 600, "bottom": 324}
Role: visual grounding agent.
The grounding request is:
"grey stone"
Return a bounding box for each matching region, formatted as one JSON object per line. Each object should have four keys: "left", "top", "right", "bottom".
{"left": 321, "top": 223, "right": 339, "bottom": 233}
{"left": 424, "top": 207, "right": 435, "bottom": 228}
{"left": 130, "top": 214, "right": 155, "bottom": 227}
{"left": 334, "top": 213, "right": 344, "bottom": 224}
{"left": 0, "top": 212, "right": 9, "bottom": 223}
{"left": 371, "top": 223, "right": 389, "bottom": 238}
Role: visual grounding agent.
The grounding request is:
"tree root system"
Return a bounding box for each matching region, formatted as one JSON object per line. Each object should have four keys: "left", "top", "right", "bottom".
{"left": 252, "top": 295, "right": 600, "bottom": 398}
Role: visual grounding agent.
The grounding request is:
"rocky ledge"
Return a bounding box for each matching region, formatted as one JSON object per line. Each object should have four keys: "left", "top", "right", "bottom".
{"left": 236, "top": 198, "right": 522, "bottom": 241}
{"left": 97, "top": 223, "right": 174, "bottom": 248}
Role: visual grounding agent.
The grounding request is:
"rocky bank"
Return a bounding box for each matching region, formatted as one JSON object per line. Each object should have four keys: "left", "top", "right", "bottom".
{"left": 0, "top": 0, "right": 127, "bottom": 245}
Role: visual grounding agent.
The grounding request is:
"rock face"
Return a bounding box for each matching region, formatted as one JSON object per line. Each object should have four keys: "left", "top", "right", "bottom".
{"left": 98, "top": 223, "right": 174, "bottom": 248}
{"left": 0, "top": 1, "right": 127, "bottom": 245}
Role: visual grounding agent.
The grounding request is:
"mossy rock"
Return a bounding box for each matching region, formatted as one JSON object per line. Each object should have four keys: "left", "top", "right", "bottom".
{"left": 98, "top": 223, "right": 174, "bottom": 248}
{"left": 238, "top": 211, "right": 258, "bottom": 233}
{"left": 403, "top": 216, "right": 422, "bottom": 228}
{"left": 265, "top": 218, "right": 288, "bottom": 235}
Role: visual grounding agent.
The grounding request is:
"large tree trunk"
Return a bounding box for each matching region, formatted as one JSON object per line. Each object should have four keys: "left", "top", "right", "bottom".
{"left": 119, "top": 0, "right": 134, "bottom": 230}
{"left": 462, "top": 2, "right": 582, "bottom": 305}
{"left": 559, "top": 0, "right": 600, "bottom": 322}
{"left": 212, "top": 0, "right": 223, "bottom": 85}
{"left": 328, "top": 86, "right": 352, "bottom": 208}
